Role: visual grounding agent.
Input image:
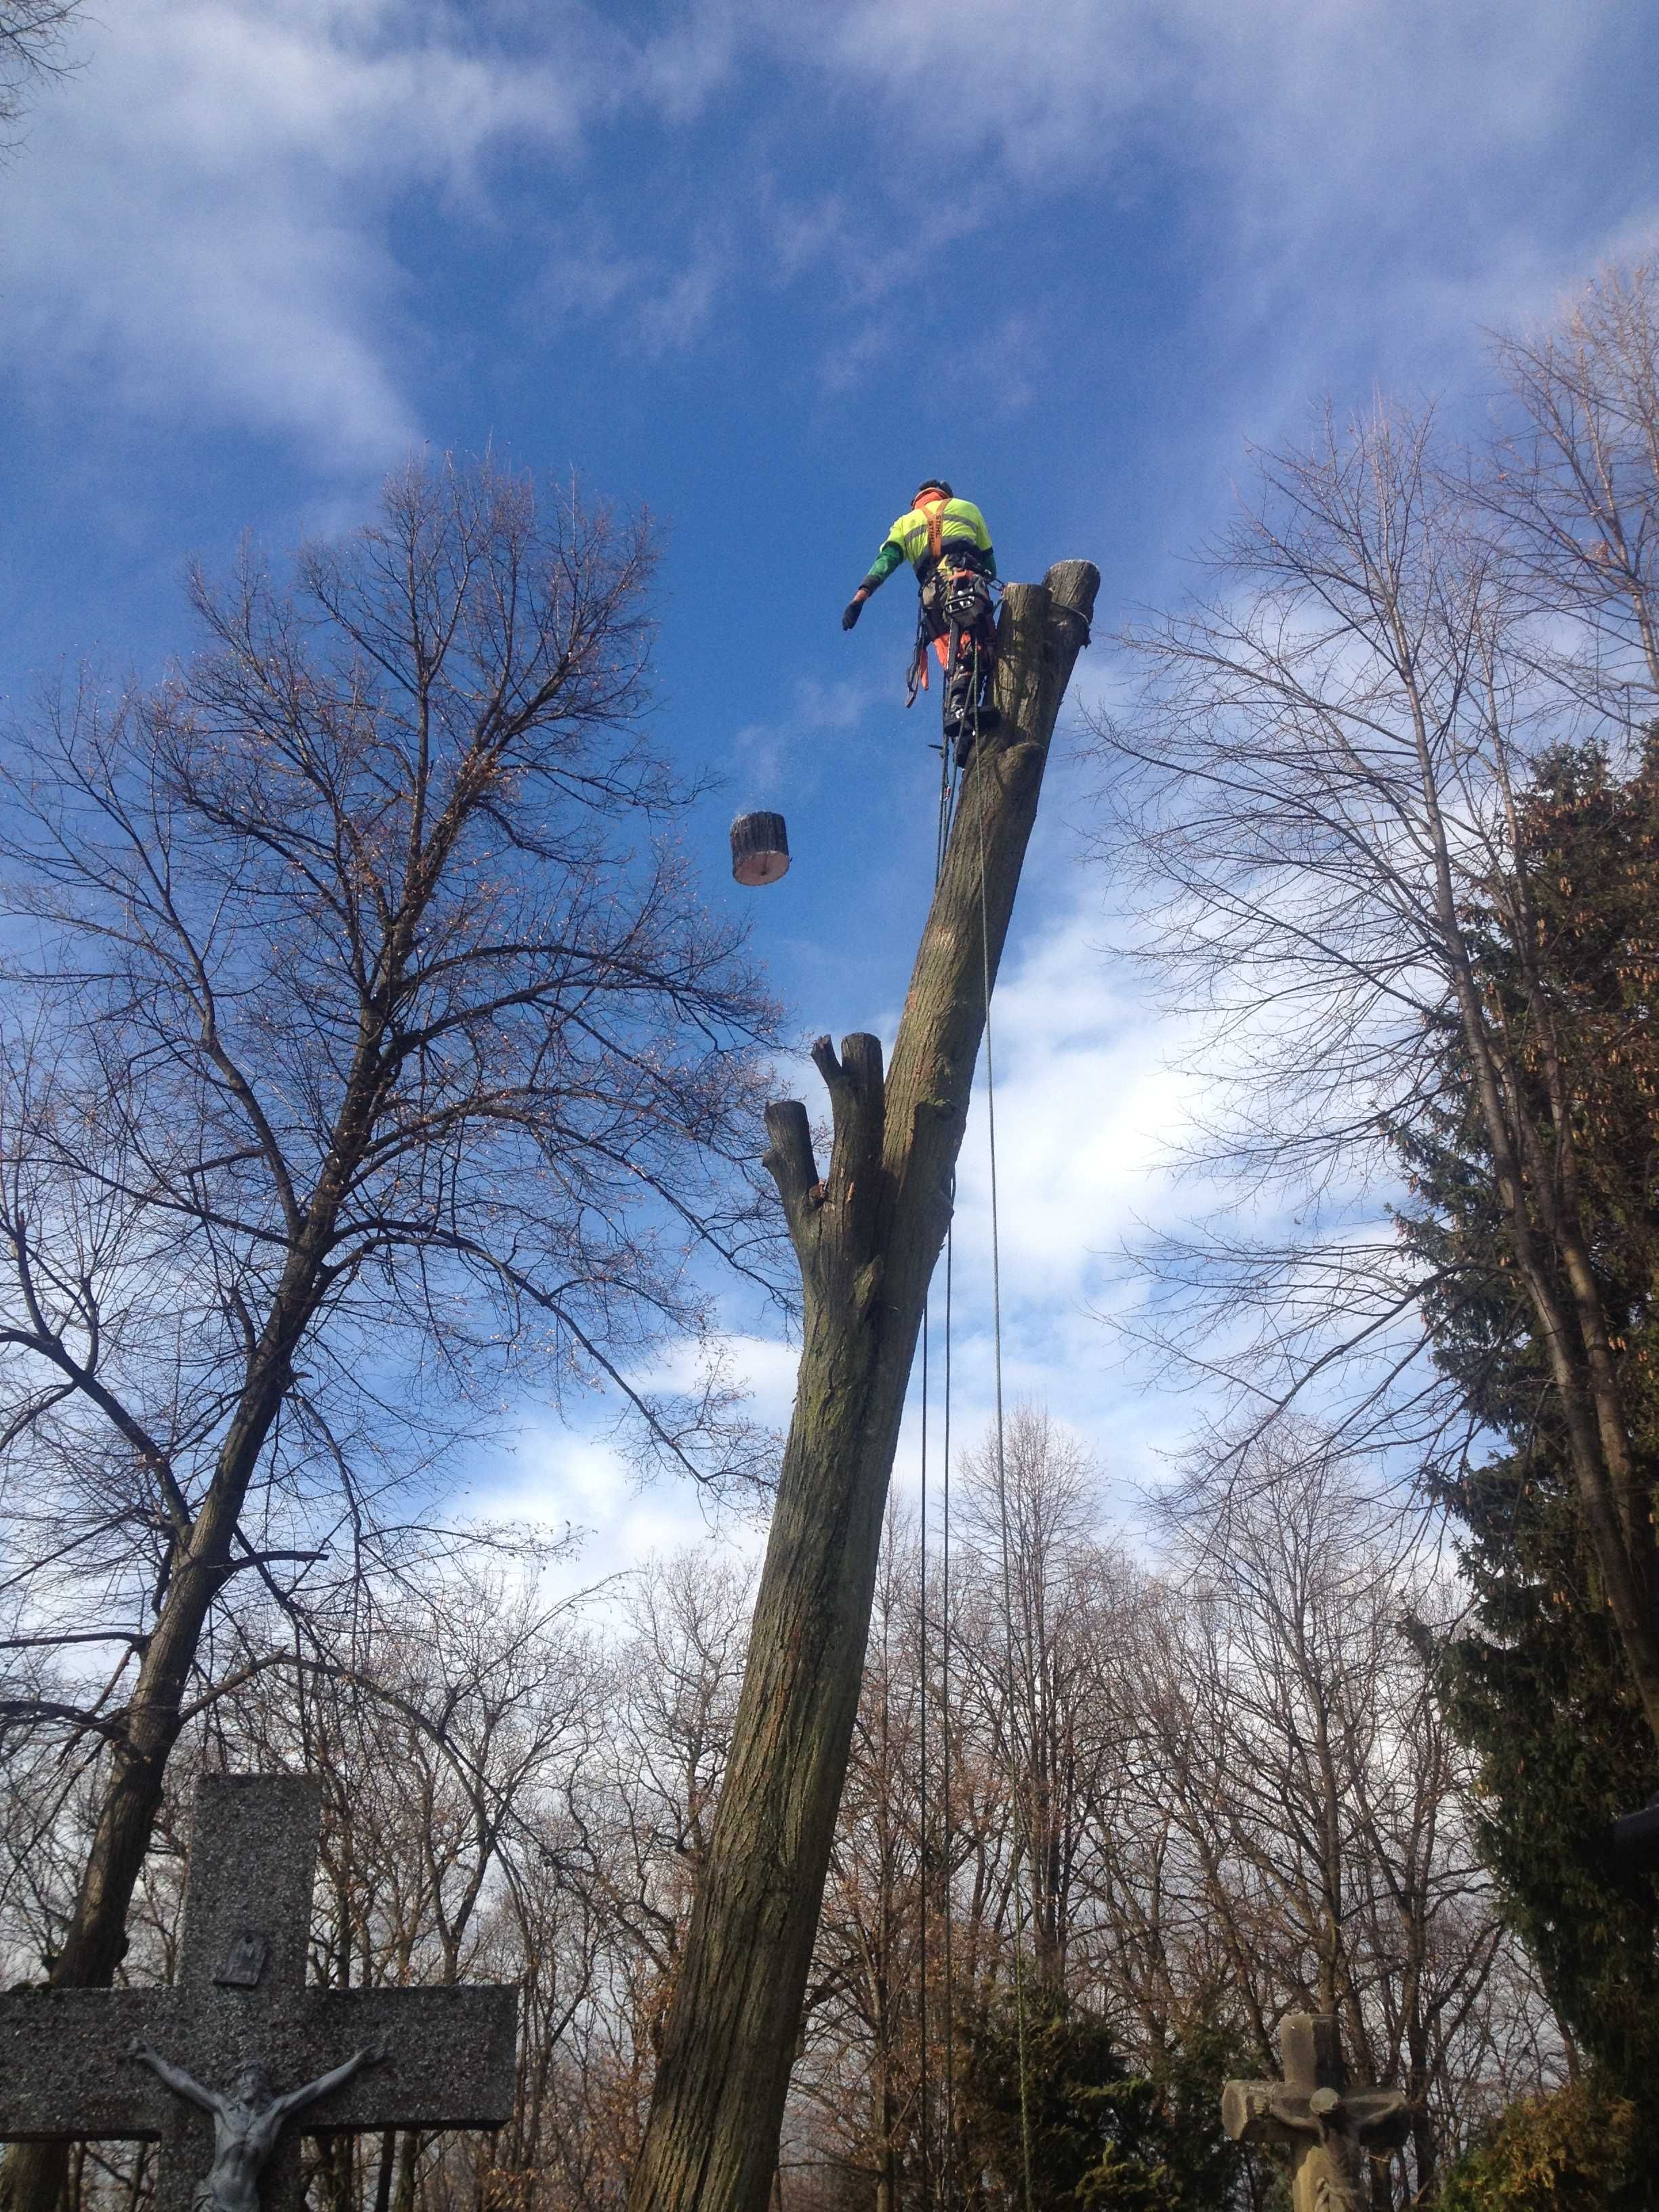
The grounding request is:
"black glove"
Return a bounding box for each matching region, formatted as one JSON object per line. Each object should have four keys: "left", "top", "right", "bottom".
{"left": 841, "top": 594, "right": 865, "bottom": 631}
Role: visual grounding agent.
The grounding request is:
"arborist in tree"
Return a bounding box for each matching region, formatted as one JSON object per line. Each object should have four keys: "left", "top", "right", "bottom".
{"left": 842, "top": 480, "right": 1000, "bottom": 758}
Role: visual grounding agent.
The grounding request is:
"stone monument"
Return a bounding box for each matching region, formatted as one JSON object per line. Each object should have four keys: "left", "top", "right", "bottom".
{"left": 1221, "top": 2013, "right": 1409, "bottom": 2212}
{"left": 0, "top": 1774, "right": 518, "bottom": 2212}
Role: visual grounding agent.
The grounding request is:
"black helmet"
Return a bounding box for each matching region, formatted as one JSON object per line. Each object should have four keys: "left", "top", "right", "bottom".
{"left": 914, "top": 478, "right": 952, "bottom": 502}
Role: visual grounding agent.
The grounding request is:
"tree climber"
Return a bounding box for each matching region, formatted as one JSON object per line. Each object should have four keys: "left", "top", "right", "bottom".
{"left": 842, "top": 480, "right": 1000, "bottom": 758}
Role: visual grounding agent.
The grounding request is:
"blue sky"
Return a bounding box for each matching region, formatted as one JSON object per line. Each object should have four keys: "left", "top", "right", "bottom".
{"left": 4, "top": 0, "right": 1658, "bottom": 1576}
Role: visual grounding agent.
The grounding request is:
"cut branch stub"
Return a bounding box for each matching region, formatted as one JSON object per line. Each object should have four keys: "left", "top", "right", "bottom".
{"left": 762, "top": 1033, "right": 886, "bottom": 1303}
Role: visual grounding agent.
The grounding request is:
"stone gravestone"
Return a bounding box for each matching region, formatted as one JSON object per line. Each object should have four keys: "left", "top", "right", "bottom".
{"left": 0, "top": 1775, "right": 518, "bottom": 2212}
{"left": 1221, "top": 2013, "right": 1408, "bottom": 2212}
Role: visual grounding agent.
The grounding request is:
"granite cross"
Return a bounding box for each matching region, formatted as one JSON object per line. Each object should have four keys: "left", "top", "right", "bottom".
{"left": 0, "top": 1774, "right": 518, "bottom": 2212}
{"left": 1221, "top": 2013, "right": 1409, "bottom": 2212}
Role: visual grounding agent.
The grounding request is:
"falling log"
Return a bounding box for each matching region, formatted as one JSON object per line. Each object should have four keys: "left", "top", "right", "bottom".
{"left": 731, "top": 811, "right": 790, "bottom": 886}
{"left": 627, "top": 560, "right": 1099, "bottom": 2212}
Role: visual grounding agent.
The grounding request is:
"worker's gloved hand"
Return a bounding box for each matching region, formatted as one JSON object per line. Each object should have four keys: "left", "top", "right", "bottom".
{"left": 841, "top": 593, "right": 866, "bottom": 631}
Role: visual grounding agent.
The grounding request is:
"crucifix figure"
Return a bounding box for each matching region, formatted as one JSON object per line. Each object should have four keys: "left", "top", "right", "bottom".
{"left": 1221, "top": 2014, "right": 1409, "bottom": 2212}
{"left": 0, "top": 1775, "right": 518, "bottom": 2212}
{"left": 127, "top": 2041, "right": 386, "bottom": 2212}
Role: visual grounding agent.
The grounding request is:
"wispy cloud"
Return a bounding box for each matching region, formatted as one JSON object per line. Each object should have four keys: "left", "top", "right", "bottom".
{"left": 5, "top": 0, "right": 1649, "bottom": 479}
{"left": 1, "top": 0, "right": 608, "bottom": 466}
{"left": 730, "top": 670, "right": 888, "bottom": 802}
{"left": 477, "top": 1330, "right": 796, "bottom": 1587}
{"left": 748, "top": 0, "right": 1656, "bottom": 407}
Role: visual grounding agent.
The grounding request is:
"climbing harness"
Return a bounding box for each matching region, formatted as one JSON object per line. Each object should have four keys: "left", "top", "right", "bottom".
{"left": 906, "top": 556, "right": 1001, "bottom": 768}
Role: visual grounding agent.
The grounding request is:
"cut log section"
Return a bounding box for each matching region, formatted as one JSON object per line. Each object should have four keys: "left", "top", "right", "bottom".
{"left": 731, "top": 811, "right": 790, "bottom": 887}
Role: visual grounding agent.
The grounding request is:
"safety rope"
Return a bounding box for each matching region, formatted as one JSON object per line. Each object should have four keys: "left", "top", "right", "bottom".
{"left": 918, "top": 1300, "right": 930, "bottom": 2212}
{"left": 919, "top": 611, "right": 1033, "bottom": 2212}
{"left": 920, "top": 703, "right": 954, "bottom": 2212}
{"left": 922, "top": 647, "right": 962, "bottom": 2212}
{"left": 935, "top": 694, "right": 956, "bottom": 879}
{"left": 974, "top": 688, "right": 1037, "bottom": 2212}
{"left": 938, "top": 1224, "right": 955, "bottom": 2212}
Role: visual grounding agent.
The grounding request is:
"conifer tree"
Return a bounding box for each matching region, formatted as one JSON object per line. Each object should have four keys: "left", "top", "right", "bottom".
{"left": 1396, "top": 739, "right": 1659, "bottom": 2113}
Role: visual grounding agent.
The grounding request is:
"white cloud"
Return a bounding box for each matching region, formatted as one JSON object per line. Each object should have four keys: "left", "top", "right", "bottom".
{"left": 628, "top": 1330, "right": 804, "bottom": 1431}
{"left": 807, "top": 0, "right": 1599, "bottom": 216}
{"left": 729, "top": 670, "right": 889, "bottom": 801}
{"left": 5, "top": 0, "right": 1648, "bottom": 481}
{"left": 6, "top": 0, "right": 1642, "bottom": 1555}
{"left": 737, "top": 0, "right": 1654, "bottom": 417}
{"left": 466, "top": 892, "right": 1216, "bottom": 1546}
{"left": 913, "top": 884, "right": 1225, "bottom": 1470}
{"left": 476, "top": 1425, "right": 768, "bottom": 1599}
{"left": 474, "top": 1330, "right": 797, "bottom": 1590}
{"left": 1, "top": 0, "right": 604, "bottom": 466}
{"left": 466, "top": 880, "right": 1284, "bottom": 1553}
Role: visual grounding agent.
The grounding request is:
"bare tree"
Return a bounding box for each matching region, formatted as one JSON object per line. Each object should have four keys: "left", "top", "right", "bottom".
{"left": 1086, "top": 380, "right": 1659, "bottom": 1743}
{"left": 1092, "top": 1437, "right": 1548, "bottom": 2204}
{"left": 787, "top": 1420, "right": 1541, "bottom": 2212}
{"left": 0, "top": 1450, "right": 1559, "bottom": 2212}
{"left": 0, "top": 456, "right": 782, "bottom": 2212}
{"left": 954, "top": 1405, "right": 1112, "bottom": 1997}
{"left": 0, "top": 0, "right": 81, "bottom": 134}
{"left": 1164, "top": 1445, "right": 1508, "bottom": 2197}
{"left": 1479, "top": 258, "right": 1659, "bottom": 710}
{"left": 627, "top": 565, "right": 1099, "bottom": 2212}
{"left": 602, "top": 1552, "right": 754, "bottom": 2049}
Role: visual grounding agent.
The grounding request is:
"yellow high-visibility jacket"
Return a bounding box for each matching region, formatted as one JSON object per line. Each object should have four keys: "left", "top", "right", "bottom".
{"left": 860, "top": 497, "right": 996, "bottom": 593}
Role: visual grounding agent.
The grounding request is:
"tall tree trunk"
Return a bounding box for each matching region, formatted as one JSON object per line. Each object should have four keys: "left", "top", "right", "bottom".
{"left": 4, "top": 1100, "right": 393, "bottom": 2212}
{"left": 0, "top": 1309, "right": 316, "bottom": 2212}
{"left": 626, "top": 562, "right": 1099, "bottom": 2212}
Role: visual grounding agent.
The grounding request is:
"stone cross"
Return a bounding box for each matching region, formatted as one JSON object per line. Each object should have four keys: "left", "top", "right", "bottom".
{"left": 1221, "top": 2013, "right": 1409, "bottom": 2212}
{"left": 0, "top": 1775, "right": 518, "bottom": 2212}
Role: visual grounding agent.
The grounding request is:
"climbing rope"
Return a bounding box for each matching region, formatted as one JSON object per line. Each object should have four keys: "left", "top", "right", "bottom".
{"left": 918, "top": 630, "right": 1034, "bottom": 2212}
{"left": 920, "top": 634, "right": 965, "bottom": 2212}
{"left": 975, "top": 757, "right": 1038, "bottom": 2212}
{"left": 920, "top": 701, "right": 951, "bottom": 2212}
{"left": 938, "top": 1223, "right": 955, "bottom": 2211}
{"left": 918, "top": 1298, "right": 930, "bottom": 2212}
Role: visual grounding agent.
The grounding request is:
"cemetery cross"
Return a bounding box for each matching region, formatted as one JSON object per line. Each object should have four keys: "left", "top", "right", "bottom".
{"left": 1221, "top": 2013, "right": 1409, "bottom": 2212}
{"left": 0, "top": 1776, "right": 517, "bottom": 2212}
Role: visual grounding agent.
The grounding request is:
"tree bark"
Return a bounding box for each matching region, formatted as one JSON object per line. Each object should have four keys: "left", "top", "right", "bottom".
{"left": 2, "top": 1274, "right": 328, "bottom": 2212}
{"left": 626, "top": 562, "right": 1099, "bottom": 2212}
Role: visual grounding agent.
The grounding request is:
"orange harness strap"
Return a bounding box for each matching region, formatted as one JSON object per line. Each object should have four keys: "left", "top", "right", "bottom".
{"left": 909, "top": 497, "right": 967, "bottom": 699}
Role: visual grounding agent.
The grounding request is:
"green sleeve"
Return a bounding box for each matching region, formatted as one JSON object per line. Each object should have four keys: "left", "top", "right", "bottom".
{"left": 860, "top": 539, "right": 906, "bottom": 592}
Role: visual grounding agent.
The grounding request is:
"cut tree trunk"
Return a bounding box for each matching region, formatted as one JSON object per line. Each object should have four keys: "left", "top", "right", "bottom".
{"left": 626, "top": 560, "right": 1099, "bottom": 2212}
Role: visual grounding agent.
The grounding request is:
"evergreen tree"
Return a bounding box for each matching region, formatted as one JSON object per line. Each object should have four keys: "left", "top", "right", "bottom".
{"left": 1394, "top": 742, "right": 1659, "bottom": 2126}
{"left": 1437, "top": 2079, "right": 1644, "bottom": 2211}
{"left": 956, "top": 1989, "right": 1250, "bottom": 2212}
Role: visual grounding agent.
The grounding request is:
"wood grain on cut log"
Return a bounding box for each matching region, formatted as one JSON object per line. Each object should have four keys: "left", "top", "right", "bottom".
{"left": 731, "top": 811, "right": 791, "bottom": 887}
{"left": 627, "top": 562, "right": 1099, "bottom": 2212}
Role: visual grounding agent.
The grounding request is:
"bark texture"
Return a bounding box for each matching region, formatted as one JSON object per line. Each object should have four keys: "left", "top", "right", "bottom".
{"left": 626, "top": 561, "right": 1099, "bottom": 2212}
